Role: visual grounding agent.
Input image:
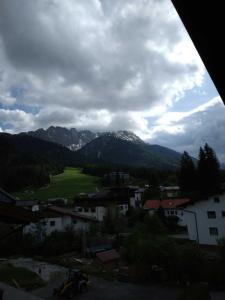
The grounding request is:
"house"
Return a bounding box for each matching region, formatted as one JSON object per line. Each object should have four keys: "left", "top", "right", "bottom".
{"left": 0, "top": 188, "right": 38, "bottom": 225}
{"left": 47, "top": 198, "right": 68, "bottom": 206}
{"left": 74, "top": 187, "right": 145, "bottom": 221}
{"left": 143, "top": 198, "right": 190, "bottom": 218}
{"left": 159, "top": 186, "right": 180, "bottom": 198}
{"left": 179, "top": 194, "right": 225, "bottom": 245}
{"left": 129, "top": 187, "right": 145, "bottom": 208}
{"left": 0, "top": 188, "right": 17, "bottom": 205}
{"left": 74, "top": 198, "right": 128, "bottom": 221}
{"left": 23, "top": 206, "right": 98, "bottom": 236}
{"left": 0, "top": 188, "right": 39, "bottom": 212}
{"left": 144, "top": 194, "right": 225, "bottom": 246}
{"left": 107, "top": 172, "right": 130, "bottom": 182}
{"left": 0, "top": 189, "right": 39, "bottom": 242}
{"left": 15, "top": 200, "right": 39, "bottom": 212}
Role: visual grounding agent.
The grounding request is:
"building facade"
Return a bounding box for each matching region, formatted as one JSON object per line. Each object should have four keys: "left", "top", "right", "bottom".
{"left": 23, "top": 206, "right": 97, "bottom": 237}
{"left": 182, "top": 194, "right": 225, "bottom": 245}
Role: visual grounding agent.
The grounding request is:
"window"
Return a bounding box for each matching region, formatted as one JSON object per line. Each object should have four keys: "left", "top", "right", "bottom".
{"left": 209, "top": 227, "right": 218, "bottom": 236}
{"left": 181, "top": 211, "right": 183, "bottom": 216}
{"left": 207, "top": 211, "right": 216, "bottom": 218}
{"left": 84, "top": 207, "right": 89, "bottom": 212}
{"left": 91, "top": 207, "right": 96, "bottom": 213}
{"left": 175, "top": 211, "right": 177, "bottom": 215}
{"left": 78, "top": 207, "right": 83, "bottom": 212}
{"left": 222, "top": 211, "right": 225, "bottom": 217}
{"left": 214, "top": 197, "right": 220, "bottom": 203}
{"left": 170, "top": 211, "right": 174, "bottom": 215}
{"left": 135, "top": 202, "right": 140, "bottom": 208}
{"left": 119, "top": 205, "right": 123, "bottom": 211}
{"left": 50, "top": 220, "right": 55, "bottom": 227}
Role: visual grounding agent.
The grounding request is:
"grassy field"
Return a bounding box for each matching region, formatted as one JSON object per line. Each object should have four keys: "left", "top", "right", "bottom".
{"left": 14, "top": 167, "right": 100, "bottom": 202}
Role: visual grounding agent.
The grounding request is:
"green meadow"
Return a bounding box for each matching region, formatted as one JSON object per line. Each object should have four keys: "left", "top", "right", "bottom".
{"left": 14, "top": 167, "right": 100, "bottom": 202}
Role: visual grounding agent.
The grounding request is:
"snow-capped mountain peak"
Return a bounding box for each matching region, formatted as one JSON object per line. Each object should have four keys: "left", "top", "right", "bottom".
{"left": 101, "top": 130, "right": 144, "bottom": 144}
{"left": 23, "top": 127, "right": 144, "bottom": 151}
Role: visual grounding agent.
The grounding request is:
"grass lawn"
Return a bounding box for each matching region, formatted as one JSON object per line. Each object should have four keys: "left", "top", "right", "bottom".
{"left": 0, "top": 263, "right": 45, "bottom": 290}
{"left": 13, "top": 167, "right": 100, "bottom": 202}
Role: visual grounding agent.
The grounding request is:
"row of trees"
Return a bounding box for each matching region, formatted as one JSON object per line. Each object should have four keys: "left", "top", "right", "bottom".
{"left": 0, "top": 136, "right": 64, "bottom": 192}
{"left": 83, "top": 164, "right": 177, "bottom": 188}
{"left": 179, "top": 143, "right": 220, "bottom": 195}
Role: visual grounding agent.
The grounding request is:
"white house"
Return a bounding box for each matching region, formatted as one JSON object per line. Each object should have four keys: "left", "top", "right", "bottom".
{"left": 74, "top": 205, "right": 108, "bottom": 222}
{"left": 129, "top": 188, "right": 145, "bottom": 208}
{"left": 180, "top": 194, "right": 225, "bottom": 245}
{"left": 107, "top": 172, "right": 130, "bottom": 182}
{"left": 23, "top": 206, "right": 98, "bottom": 236}
{"left": 74, "top": 187, "right": 145, "bottom": 221}
{"left": 144, "top": 194, "right": 225, "bottom": 246}
{"left": 74, "top": 203, "right": 129, "bottom": 221}
{"left": 159, "top": 186, "right": 180, "bottom": 198}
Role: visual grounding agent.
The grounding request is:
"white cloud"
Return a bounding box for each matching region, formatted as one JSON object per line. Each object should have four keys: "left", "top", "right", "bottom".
{"left": 148, "top": 97, "right": 225, "bottom": 161}
{"left": 0, "top": 93, "right": 16, "bottom": 105}
{"left": 2, "top": 0, "right": 222, "bottom": 163}
{"left": 0, "top": 109, "right": 35, "bottom": 132}
{"left": 0, "top": 0, "right": 205, "bottom": 134}
{"left": 155, "top": 97, "right": 221, "bottom": 128}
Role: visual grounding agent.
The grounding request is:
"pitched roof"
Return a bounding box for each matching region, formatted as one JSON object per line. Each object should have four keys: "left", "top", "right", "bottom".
{"left": 74, "top": 198, "right": 128, "bottom": 207}
{"left": 15, "top": 200, "right": 38, "bottom": 207}
{"left": 96, "top": 249, "right": 120, "bottom": 263}
{"left": 144, "top": 198, "right": 190, "bottom": 210}
{"left": 0, "top": 203, "right": 39, "bottom": 224}
{"left": 49, "top": 206, "right": 98, "bottom": 222}
{"left": 0, "top": 188, "right": 17, "bottom": 204}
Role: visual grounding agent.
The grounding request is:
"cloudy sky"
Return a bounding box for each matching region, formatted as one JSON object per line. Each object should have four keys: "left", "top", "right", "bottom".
{"left": 0, "top": 0, "right": 224, "bottom": 161}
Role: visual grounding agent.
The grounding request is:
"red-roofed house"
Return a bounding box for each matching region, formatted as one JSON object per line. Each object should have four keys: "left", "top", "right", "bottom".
{"left": 144, "top": 198, "right": 190, "bottom": 219}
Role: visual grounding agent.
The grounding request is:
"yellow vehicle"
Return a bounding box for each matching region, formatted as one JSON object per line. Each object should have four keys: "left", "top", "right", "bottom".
{"left": 53, "top": 268, "right": 89, "bottom": 299}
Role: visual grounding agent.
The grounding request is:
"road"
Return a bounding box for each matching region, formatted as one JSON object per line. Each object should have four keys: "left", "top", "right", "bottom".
{"left": 33, "top": 276, "right": 181, "bottom": 300}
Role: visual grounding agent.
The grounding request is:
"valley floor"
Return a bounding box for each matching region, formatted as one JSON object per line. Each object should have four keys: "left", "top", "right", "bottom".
{"left": 13, "top": 167, "right": 100, "bottom": 202}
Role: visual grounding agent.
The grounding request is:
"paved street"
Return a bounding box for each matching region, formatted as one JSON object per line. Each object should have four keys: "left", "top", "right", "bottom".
{"left": 33, "top": 276, "right": 181, "bottom": 300}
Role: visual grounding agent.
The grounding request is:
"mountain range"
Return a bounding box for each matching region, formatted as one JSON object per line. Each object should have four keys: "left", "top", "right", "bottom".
{"left": 22, "top": 126, "right": 97, "bottom": 151}
{"left": 18, "top": 126, "right": 182, "bottom": 170}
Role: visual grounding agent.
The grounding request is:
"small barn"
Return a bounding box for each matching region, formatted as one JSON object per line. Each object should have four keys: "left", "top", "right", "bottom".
{"left": 96, "top": 249, "right": 120, "bottom": 269}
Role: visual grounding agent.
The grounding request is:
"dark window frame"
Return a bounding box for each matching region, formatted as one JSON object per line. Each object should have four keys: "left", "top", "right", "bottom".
{"left": 207, "top": 211, "right": 216, "bottom": 218}
{"left": 214, "top": 197, "right": 220, "bottom": 203}
{"left": 50, "top": 220, "right": 55, "bottom": 227}
{"left": 209, "top": 227, "right": 218, "bottom": 236}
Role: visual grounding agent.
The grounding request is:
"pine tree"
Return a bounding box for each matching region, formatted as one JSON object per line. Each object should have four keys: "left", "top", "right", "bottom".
{"left": 198, "top": 143, "right": 220, "bottom": 194}
{"left": 179, "top": 151, "right": 196, "bottom": 192}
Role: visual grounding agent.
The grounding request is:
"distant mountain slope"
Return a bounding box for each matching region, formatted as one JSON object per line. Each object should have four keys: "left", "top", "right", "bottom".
{"left": 77, "top": 132, "right": 182, "bottom": 169}
{"left": 17, "top": 127, "right": 184, "bottom": 169}
{"left": 0, "top": 133, "right": 81, "bottom": 167}
{"left": 0, "top": 133, "right": 65, "bottom": 191}
{"left": 21, "top": 126, "right": 97, "bottom": 151}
